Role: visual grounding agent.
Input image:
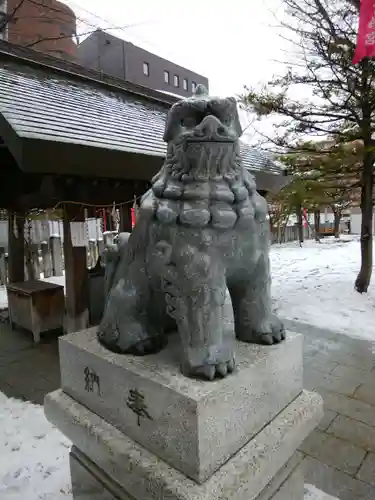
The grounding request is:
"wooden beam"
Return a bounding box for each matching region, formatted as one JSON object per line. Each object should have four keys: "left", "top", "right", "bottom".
{"left": 119, "top": 203, "right": 132, "bottom": 232}
{"left": 63, "top": 203, "right": 89, "bottom": 333}
{"left": 7, "top": 211, "right": 25, "bottom": 283}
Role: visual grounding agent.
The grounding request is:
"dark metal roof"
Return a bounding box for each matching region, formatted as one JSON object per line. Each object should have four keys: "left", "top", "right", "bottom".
{"left": 0, "top": 62, "right": 169, "bottom": 158}
{"left": 0, "top": 40, "right": 179, "bottom": 106}
{"left": 0, "top": 42, "right": 289, "bottom": 190}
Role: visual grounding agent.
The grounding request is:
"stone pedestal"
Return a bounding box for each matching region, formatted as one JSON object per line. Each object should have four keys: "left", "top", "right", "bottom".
{"left": 45, "top": 328, "right": 323, "bottom": 500}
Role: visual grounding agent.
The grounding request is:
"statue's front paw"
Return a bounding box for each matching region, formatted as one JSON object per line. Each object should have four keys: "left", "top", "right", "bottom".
{"left": 252, "top": 315, "right": 286, "bottom": 345}
{"left": 98, "top": 319, "right": 167, "bottom": 356}
{"left": 181, "top": 343, "right": 236, "bottom": 381}
{"left": 190, "top": 358, "right": 236, "bottom": 381}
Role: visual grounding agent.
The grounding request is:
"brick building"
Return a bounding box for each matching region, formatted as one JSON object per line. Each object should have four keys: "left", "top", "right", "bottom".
{"left": 2, "top": 0, "right": 77, "bottom": 60}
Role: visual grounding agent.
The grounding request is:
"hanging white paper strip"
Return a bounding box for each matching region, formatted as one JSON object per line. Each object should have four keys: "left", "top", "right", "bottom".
{"left": 70, "top": 221, "right": 88, "bottom": 247}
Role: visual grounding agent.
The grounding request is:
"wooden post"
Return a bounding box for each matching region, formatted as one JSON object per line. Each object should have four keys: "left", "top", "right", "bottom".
{"left": 7, "top": 211, "right": 25, "bottom": 283}
{"left": 63, "top": 204, "right": 89, "bottom": 333}
{"left": 0, "top": 247, "right": 6, "bottom": 285}
{"left": 119, "top": 203, "right": 132, "bottom": 233}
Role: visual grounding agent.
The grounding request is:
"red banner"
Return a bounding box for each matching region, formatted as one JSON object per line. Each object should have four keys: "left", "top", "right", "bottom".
{"left": 131, "top": 207, "right": 136, "bottom": 228}
{"left": 353, "top": 0, "right": 375, "bottom": 64}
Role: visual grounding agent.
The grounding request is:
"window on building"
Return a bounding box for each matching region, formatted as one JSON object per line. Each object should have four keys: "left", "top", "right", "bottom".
{"left": 143, "top": 62, "right": 150, "bottom": 77}
{"left": 183, "top": 78, "right": 188, "bottom": 91}
{"left": 192, "top": 81, "right": 197, "bottom": 92}
{"left": 174, "top": 74, "right": 180, "bottom": 87}
{"left": 164, "top": 70, "right": 170, "bottom": 84}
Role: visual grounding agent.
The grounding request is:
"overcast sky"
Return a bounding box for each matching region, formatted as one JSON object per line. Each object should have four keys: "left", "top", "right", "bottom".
{"left": 62, "top": 0, "right": 286, "bottom": 97}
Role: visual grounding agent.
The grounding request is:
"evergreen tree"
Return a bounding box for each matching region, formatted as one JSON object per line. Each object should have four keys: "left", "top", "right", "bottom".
{"left": 240, "top": 0, "right": 374, "bottom": 293}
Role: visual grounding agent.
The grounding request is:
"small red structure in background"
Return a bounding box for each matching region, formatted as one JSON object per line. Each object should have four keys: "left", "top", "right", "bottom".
{"left": 303, "top": 208, "right": 308, "bottom": 228}
{"left": 131, "top": 208, "right": 136, "bottom": 228}
{"left": 131, "top": 196, "right": 138, "bottom": 228}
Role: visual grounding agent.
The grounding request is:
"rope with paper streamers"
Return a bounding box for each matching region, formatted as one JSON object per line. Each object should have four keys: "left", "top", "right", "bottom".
{"left": 9, "top": 195, "right": 143, "bottom": 221}
{"left": 51, "top": 196, "right": 142, "bottom": 211}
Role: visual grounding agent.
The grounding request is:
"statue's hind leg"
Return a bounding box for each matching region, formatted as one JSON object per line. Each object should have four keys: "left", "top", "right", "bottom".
{"left": 98, "top": 268, "right": 168, "bottom": 355}
{"left": 228, "top": 254, "right": 285, "bottom": 345}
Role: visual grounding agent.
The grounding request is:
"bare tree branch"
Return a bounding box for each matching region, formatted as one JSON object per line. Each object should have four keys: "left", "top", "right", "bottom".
{"left": 239, "top": 0, "right": 375, "bottom": 292}
{"left": 0, "top": 0, "right": 27, "bottom": 33}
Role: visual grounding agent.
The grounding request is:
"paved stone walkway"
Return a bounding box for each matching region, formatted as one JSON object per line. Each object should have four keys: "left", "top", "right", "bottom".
{"left": 0, "top": 319, "right": 374, "bottom": 499}
{"left": 285, "top": 319, "right": 375, "bottom": 500}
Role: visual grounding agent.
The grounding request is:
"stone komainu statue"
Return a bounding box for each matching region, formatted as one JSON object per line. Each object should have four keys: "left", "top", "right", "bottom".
{"left": 98, "top": 85, "right": 285, "bottom": 380}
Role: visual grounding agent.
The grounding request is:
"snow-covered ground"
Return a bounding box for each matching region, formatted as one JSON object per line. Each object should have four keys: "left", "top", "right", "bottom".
{"left": 270, "top": 236, "right": 375, "bottom": 342}
{"left": 0, "top": 396, "right": 71, "bottom": 499}
{"left": 304, "top": 485, "right": 339, "bottom": 499}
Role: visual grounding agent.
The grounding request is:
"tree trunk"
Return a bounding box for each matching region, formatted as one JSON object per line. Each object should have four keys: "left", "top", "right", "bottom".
{"left": 296, "top": 204, "right": 304, "bottom": 246}
{"left": 355, "top": 151, "right": 373, "bottom": 293}
{"left": 314, "top": 210, "right": 321, "bottom": 241}
{"left": 333, "top": 210, "right": 341, "bottom": 239}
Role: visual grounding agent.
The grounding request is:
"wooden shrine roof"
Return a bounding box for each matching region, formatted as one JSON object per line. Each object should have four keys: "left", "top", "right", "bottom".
{"left": 0, "top": 41, "right": 289, "bottom": 191}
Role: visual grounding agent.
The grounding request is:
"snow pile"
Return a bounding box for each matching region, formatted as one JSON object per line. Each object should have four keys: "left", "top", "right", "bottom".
{"left": 0, "top": 393, "right": 71, "bottom": 500}
{"left": 305, "top": 484, "right": 339, "bottom": 499}
{"left": 271, "top": 237, "right": 375, "bottom": 341}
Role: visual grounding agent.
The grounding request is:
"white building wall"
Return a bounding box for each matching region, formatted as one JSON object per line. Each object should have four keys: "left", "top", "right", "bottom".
{"left": 350, "top": 214, "right": 362, "bottom": 234}
{"left": 350, "top": 208, "right": 375, "bottom": 235}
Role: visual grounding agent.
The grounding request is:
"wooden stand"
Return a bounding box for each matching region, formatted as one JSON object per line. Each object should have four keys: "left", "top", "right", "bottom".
{"left": 7, "top": 280, "right": 65, "bottom": 343}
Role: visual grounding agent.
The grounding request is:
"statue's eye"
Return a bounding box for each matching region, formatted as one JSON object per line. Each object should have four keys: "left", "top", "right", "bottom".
{"left": 181, "top": 116, "right": 198, "bottom": 128}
